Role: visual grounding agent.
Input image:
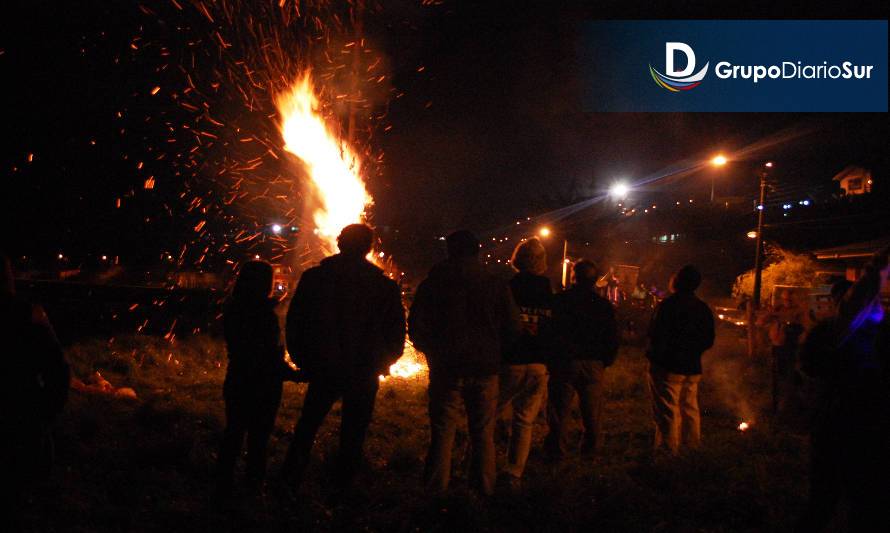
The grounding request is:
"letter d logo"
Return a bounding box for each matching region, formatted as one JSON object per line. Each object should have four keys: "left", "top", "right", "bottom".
{"left": 649, "top": 42, "right": 709, "bottom": 92}
{"left": 665, "top": 42, "right": 695, "bottom": 77}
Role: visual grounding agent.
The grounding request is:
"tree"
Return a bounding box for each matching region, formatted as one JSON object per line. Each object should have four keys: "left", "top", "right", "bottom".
{"left": 733, "top": 245, "right": 818, "bottom": 303}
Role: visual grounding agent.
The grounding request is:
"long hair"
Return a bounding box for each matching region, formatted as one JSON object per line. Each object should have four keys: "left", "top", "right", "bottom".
{"left": 511, "top": 238, "right": 547, "bottom": 275}
{"left": 230, "top": 260, "right": 273, "bottom": 303}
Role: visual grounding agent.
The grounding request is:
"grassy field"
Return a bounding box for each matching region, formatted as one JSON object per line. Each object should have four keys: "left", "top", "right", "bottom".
{"left": 21, "top": 329, "right": 814, "bottom": 532}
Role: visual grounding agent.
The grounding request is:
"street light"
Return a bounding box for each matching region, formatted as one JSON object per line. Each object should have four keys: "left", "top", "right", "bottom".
{"left": 711, "top": 154, "right": 728, "bottom": 203}
{"left": 271, "top": 224, "right": 282, "bottom": 234}
{"left": 609, "top": 182, "right": 629, "bottom": 199}
{"left": 537, "top": 227, "right": 569, "bottom": 288}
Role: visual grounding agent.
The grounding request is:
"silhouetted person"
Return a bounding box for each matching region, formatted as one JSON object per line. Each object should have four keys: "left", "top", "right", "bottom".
{"left": 758, "top": 289, "right": 809, "bottom": 414}
{"left": 796, "top": 249, "right": 889, "bottom": 532}
{"left": 0, "top": 252, "right": 69, "bottom": 528}
{"left": 409, "top": 230, "right": 520, "bottom": 496}
{"left": 283, "top": 224, "right": 405, "bottom": 492}
{"left": 646, "top": 265, "right": 714, "bottom": 455}
{"left": 795, "top": 279, "right": 853, "bottom": 531}
{"left": 216, "top": 260, "right": 292, "bottom": 501}
{"left": 545, "top": 260, "right": 619, "bottom": 460}
{"left": 498, "top": 238, "right": 552, "bottom": 488}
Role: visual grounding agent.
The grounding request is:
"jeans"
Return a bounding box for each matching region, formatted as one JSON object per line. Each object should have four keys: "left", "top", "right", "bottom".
{"left": 647, "top": 364, "right": 701, "bottom": 455}
{"left": 545, "top": 359, "right": 606, "bottom": 457}
{"left": 425, "top": 373, "right": 499, "bottom": 495}
{"left": 498, "top": 364, "right": 548, "bottom": 477}
{"left": 283, "top": 373, "right": 379, "bottom": 488}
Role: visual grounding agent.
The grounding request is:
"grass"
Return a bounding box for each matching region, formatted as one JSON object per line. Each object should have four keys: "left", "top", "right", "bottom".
{"left": 21, "top": 328, "right": 814, "bottom": 532}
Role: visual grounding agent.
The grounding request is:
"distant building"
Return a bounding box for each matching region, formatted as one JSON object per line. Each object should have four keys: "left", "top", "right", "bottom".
{"left": 832, "top": 165, "right": 873, "bottom": 196}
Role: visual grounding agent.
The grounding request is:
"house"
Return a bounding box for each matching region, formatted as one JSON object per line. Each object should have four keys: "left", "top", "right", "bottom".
{"left": 832, "top": 165, "right": 873, "bottom": 196}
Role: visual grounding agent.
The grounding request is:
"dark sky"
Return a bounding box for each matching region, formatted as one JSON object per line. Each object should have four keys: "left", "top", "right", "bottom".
{"left": 2, "top": 0, "right": 887, "bottom": 267}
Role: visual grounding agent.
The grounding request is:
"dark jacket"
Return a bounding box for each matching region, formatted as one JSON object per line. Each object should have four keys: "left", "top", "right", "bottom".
{"left": 409, "top": 257, "right": 520, "bottom": 378}
{"left": 646, "top": 291, "right": 715, "bottom": 375}
{"left": 0, "top": 294, "right": 69, "bottom": 426}
{"left": 504, "top": 271, "right": 553, "bottom": 365}
{"left": 286, "top": 254, "right": 405, "bottom": 379}
{"left": 223, "top": 296, "right": 288, "bottom": 390}
{"left": 549, "top": 285, "right": 619, "bottom": 367}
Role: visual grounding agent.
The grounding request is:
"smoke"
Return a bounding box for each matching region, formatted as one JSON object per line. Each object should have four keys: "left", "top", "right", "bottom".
{"left": 702, "top": 333, "right": 767, "bottom": 426}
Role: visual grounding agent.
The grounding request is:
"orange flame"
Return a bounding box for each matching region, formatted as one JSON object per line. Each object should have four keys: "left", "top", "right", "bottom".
{"left": 276, "top": 71, "right": 424, "bottom": 380}
{"left": 276, "top": 72, "right": 372, "bottom": 253}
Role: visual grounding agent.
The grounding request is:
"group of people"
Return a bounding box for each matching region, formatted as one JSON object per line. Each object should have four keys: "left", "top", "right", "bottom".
{"left": 217, "top": 223, "right": 716, "bottom": 500}
{"left": 3, "top": 227, "right": 885, "bottom": 528}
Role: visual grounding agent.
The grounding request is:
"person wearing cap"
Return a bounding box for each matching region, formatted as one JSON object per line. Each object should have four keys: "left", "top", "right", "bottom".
{"left": 646, "top": 264, "right": 714, "bottom": 455}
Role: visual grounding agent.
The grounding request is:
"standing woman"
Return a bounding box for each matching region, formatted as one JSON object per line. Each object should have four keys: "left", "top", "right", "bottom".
{"left": 216, "top": 260, "right": 290, "bottom": 501}
{"left": 498, "top": 238, "right": 552, "bottom": 487}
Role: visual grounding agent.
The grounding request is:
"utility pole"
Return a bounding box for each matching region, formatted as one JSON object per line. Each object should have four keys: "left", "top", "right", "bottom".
{"left": 747, "top": 162, "right": 772, "bottom": 358}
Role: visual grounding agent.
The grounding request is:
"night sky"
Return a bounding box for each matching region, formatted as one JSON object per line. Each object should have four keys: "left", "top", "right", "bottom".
{"left": 2, "top": 0, "right": 887, "bottom": 270}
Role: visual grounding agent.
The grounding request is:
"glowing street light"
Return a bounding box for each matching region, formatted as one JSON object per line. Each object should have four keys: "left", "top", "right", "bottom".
{"left": 609, "top": 182, "right": 629, "bottom": 199}
{"left": 746, "top": 231, "right": 758, "bottom": 239}
{"left": 538, "top": 227, "right": 551, "bottom": 238}
{"left": 271, "top": 223, "right": 282, "bottom": 234}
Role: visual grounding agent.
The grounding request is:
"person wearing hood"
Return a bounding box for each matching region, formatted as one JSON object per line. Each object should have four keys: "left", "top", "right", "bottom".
{"left": 283, "top": 224, "right": 405, "bottom": 491}
{"left": 216, "top": 260, "right": 292, "bottom": 501}
{"left": 646, "top": 265, "right": 714, "bottom": 456}
{"left": 545, "top": 259, "right": 619, "bottom": 460}
{"left": 409, "top": 230, "right": 520, "bottom": 496}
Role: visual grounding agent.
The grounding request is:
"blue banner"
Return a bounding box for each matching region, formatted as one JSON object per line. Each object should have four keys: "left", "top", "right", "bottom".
{"left": 580, "top": 20, "right": 888, "bottom": 112}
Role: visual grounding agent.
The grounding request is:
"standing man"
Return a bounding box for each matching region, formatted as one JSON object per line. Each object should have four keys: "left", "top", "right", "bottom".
{"left": 409, "top": 230, "right": 520, "bottom": 496}
{"left": 646, "top": 265, "right": 715, "bottom": 455}
{"left": 283, "top": 224, "right": 405, "bottom": 491}
{"left": 545, "top": 260, "right": 619, "bottom": 460}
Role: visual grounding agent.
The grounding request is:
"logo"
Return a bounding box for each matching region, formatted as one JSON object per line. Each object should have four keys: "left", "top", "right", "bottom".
{"left": 649, "top": 42, "right": 709, "bottom": 92}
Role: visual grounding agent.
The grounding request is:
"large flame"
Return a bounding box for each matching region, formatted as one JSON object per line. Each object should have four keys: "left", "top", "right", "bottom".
{"left": 276, "top": 72, "right": 372, "bottom": 252}
{"left": 275, "top": 71, "right": 425, "bottom": 381}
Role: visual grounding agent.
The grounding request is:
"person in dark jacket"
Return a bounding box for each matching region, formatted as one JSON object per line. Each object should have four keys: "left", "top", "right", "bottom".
{"left": 409, "top": 230, "right": 520, "bottom": 496}
{"left": 216, "top": 260, "right": 292, "bottom": 500}
{"left": 646, "top": 265, "right": 714, "bottom": 455}
{"left": 498, "top": 237, "right": 552, "bottom": 485}
{"left": 795, "top": 249, "right": 889, "bottom": 532}
{"left": 283, "top": 224, "right": 405, "bottom": 491}
{"left": 795, "top": 279, "right": 852, "bottom": 532}
{"left": 0, "top": 252, "right": 69, "bottom": 527}
{"left": 545, "top": 259, "right": 619, "bottom": 459}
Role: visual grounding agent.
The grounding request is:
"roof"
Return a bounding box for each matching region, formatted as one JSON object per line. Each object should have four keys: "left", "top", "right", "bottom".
{"left": 812, "top": 236, "right": 890, "bottom": 260}
{"left": 831, "top": 165, "right": 871, "bottom": 182}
